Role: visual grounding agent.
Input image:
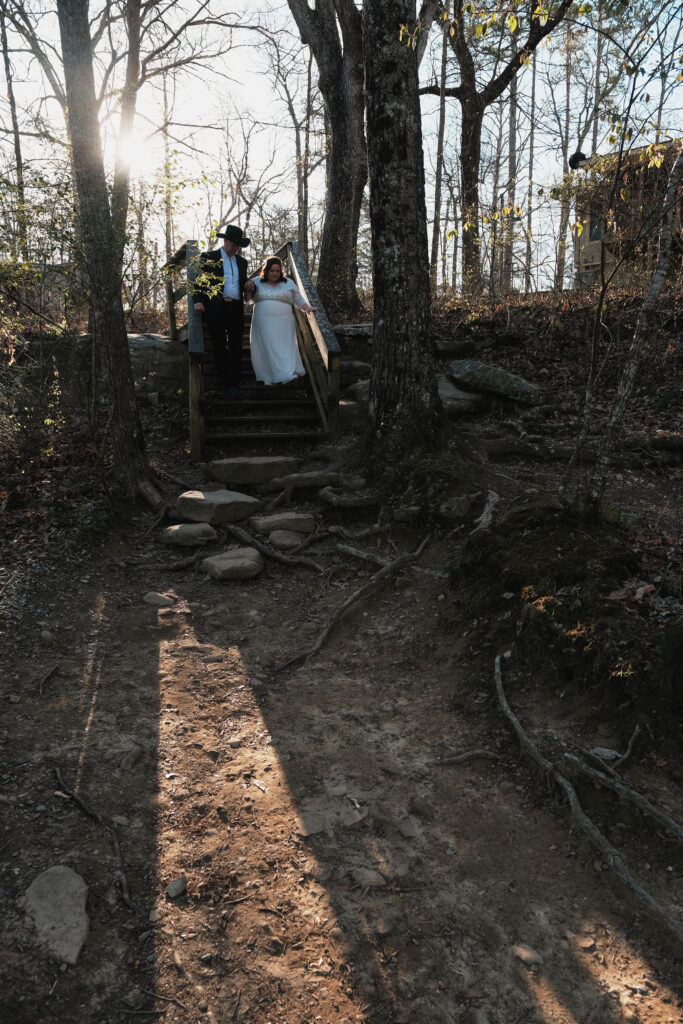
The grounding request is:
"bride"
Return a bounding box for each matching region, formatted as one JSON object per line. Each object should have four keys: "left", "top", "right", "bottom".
{"left": 247, "top": 257, "right": 315, "bottom": 386}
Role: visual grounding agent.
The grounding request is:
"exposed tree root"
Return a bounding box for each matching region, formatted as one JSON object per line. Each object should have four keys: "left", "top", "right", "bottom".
{"left": 494, "top": 656, "right": 683, "bottom": 947}
{"left": 335, "top": 542, "right": 389, "bottom": 567}
{"left": 327, "top": 524, "right": 386, "bottom": 541}
{"left": 142, "top": 502, "right": 170, "bottom": 540}
{"left": 137, "top": 477, "right": 166, "bottom": 512}
{"left": 319, "top": 486, "right": 381, "bottom": 508}
{"left": 225, "top": 524, "right": 323, "bottom": 573}
{"left": 427, "top": 750, "right": 501, "bottom": 766}
{"left": 274, "top": 534, "right": 432, "bottom": 676}
{"left": 564, "top": 753, "right": 683, "bottom": 843}
{"left": 38, "top": 663, "right": 59, "bottom": 697}
{"left": 55, "top": 767, "right": 141, "bottom": 914}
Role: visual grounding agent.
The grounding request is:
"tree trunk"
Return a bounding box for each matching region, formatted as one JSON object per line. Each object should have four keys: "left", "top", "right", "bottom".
{"left": 163, "top": 72, "right": 174, "bottom": 260}
{"left": 363, "top": 0, "right": 441, "bottom": 464}
{"left": 429, "top": 28, "right": 448, "bottom": 292}
{"left": 111, "top": 0, "right": 141, "bottom": 258}
{"left": 501, "top": 62, "right": 518, "bottom": 292}
{"left": 56, "top": 0, "right": 153, "bottom": 501}
{"left": 1, "top": 6, "right": 28, "bottom": 259}
{"left": 524, "top": 53, "right": 536, "bottom": 293}
{"left": 460, "top": 101, "right": 484, "bottom": 293}
{"left": 554, "top": 23, "right": 572, "bottom": 291}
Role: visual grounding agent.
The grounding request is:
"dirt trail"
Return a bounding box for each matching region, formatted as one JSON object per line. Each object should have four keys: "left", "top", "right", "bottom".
{"left": 1, "top": 495, "right": 682, "bottom": 1024}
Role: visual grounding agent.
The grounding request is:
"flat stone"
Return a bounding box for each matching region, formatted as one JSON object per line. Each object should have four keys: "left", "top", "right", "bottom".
{"left": 397, "top": 815, "right": 421, "bottom": 839}
{"left": 512, "top": 944, "right": 543, "bottom": 966}
{"left": 143, "top": 592, "right": 175, "bottom": 607}
{"left": 24, "top": 866, "right": 89, "bottom": 965}
{"left": 202, "top": 547, "right": 264, "bottom": 580}
{"left": 251, "top": 512, "right": 315, "bottom": 535}
{"left": 165, "top": 875, "right": 187, "bottom": 898}
{"left": 295, "top": 812, "right": 326, "bottom": 837}
{"left": 177, "top": 489, "right": 261, "bottom": 525}
{"left": 449, "top": 359, "right": 543, "bottom": 405}
{"left": 438, "top": 375, "right": 486, "bottom": 414}
{"left": 207, "top": 456, "right": 300, "bottom": 485}
{"left": 160, "top": 523, "right": 217, "bottom": 547}
{"left": 352, "top": 867, "right": 387, "bottom": 888}
{"left": 268, "top": 529, "right": 303, "bottom": 550}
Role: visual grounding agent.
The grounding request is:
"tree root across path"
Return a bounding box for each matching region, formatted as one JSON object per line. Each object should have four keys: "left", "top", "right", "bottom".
{"left": 274, "top": 534, "right": 432, "bottom": 678}
{"left": 54, "top": 767, "right": 141, "bottom": 914}
{"left": 494, "top": 656, "right": 683, "bottom": 948}
{"left": 224, "top": 524, "right": 324, "bottom": 573}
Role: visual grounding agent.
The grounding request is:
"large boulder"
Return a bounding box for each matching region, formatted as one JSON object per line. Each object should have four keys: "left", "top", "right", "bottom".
{"left": 207, "top": 456, "right": 300, "bottom": 486}
{"left": 448, "top": 359, "right": 543, "bottom": 405}
{"left": 177, "top": 489, "right": 261, "bottom": 525}
{"left": 202, "top": 547, "right": 264, "bottom": 580}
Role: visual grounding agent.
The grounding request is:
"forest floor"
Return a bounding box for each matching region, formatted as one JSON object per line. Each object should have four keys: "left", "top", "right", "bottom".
{"left": 0, "top": 296, "right": 682, "bottom": 1024}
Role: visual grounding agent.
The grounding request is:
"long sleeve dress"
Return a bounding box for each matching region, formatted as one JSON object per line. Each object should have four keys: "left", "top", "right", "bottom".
{"left": 249, "top": 277, "right": 307, "bottom": 385}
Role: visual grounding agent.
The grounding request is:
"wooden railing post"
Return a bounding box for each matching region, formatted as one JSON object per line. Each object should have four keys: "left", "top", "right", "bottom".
{"left": 166, "top": 278, "right": 177, "bottom": 341}
{"left": 186, "top": 240, "right": 204, "bottom": 461}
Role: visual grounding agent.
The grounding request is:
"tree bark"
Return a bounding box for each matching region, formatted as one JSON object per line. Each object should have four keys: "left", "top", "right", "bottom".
{"left": 1, "top": 4, "right": 28, "bottom": 259}
{"left": 363, "top": 0, "right": 442, "bottom": 464}
{"left": 56, "top": 0, "right": 153, "bottom": 501}
{"left": 501, "top": 60, "right": 518, "bottom": 292}
{"left": 524, "top": 52, "right": 536, "bottom": 293}
{"left": 429, "top": 28, "right": 448, "bottom": 292}
{"left": 111, "top": 0, "right": 141, "bottom": 259}
{"left": 287, "top": 0, "right": 366, "bottom": 316}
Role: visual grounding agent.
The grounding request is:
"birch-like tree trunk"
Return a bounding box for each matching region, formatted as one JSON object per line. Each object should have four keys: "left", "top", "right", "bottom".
{"left": 501, "top": 59, "right": 518, "bottom": 292}
{"left": 588, "top": 147, "right": 683, "bottom": 505}
{"left": 363, "top": 0, "right": 441, "bottom": 464}
{"left": 56, "top": 0, "right": 154, "bottom": 501}
{"left": 554, "top": 22, "right": 572, "bottom": 291}
{"left": 1, "top": 6, "right": 28, "bottom": 259}
{"left": 524, "top": 52, "right": 536, "bottom": 293}
{"left": 429, "top": 28, "right": 448, "bottom": 291}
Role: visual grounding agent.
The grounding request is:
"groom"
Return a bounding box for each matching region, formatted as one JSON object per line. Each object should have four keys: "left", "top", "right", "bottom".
{"left": 193, "top": 225, "right": 250, "bottom": 399}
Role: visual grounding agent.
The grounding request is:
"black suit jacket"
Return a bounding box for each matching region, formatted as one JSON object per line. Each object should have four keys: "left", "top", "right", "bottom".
{"left": 194, "top": 248, "right": 248, "bottom": 317}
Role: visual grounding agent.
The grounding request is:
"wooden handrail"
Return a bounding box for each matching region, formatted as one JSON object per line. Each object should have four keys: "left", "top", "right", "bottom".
{"left": 164, "top": 238, "right": 341, "bottom": 454}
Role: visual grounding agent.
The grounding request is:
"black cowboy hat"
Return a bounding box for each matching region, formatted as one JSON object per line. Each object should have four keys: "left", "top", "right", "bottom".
{"left": 217, "top": 225, "right": 250, "bottom": 248}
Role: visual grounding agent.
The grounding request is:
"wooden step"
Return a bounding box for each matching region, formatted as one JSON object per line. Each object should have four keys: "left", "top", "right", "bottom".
{"left": 205, "top": 429, "right": 326, "bottom": 442}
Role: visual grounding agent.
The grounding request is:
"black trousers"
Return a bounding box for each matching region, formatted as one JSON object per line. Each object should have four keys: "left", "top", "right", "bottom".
{"left": 206, "top": 300, "right": 244, "bottom": 388}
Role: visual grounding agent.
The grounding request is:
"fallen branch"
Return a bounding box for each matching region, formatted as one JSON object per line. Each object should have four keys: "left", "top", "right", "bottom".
{"left": 427, "top": 750, "right": 501, "bottom": 766}
{"left": 225, "top": 524, "right": 323, "bottom": 573}
{"left": 336, "top": 543, "right": 388, "bottom": 567}
{"left": 38, "top": 663, "right": 59, "bottom": 697}
{"left": 564, "top": 753, "right": 683, "bottom": 843}
{"left": 275, "top": 534, "right": 432, "bottom": 675}
{"left": 289, "top": 530, "right": 332, "bottom": 554}
{"left": 471, "top": 491, "right": 500, "bottom": 534}
{"left": 54, "top": 768, "right": 141, "bottom": 914}
{"left": 494, "top": 656, "right": 683, "bottom": 947}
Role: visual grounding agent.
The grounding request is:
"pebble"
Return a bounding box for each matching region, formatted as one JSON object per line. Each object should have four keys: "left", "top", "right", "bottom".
{"left": 9, "top": 694, "right": 20, "bottom": 704}
{"left": 578, "top": 936, "right": 595, "bottom": 952}
{"left": 512, "top": 944, "right": 543, "bottom": 966}
{"left": 397, "top": 815, "right": 420, "bottom": 839}
{"left": 40, "top": 630, "right": 54, "bottom": 644}
{"left": 165, "top": 874, "right": 187, "bottom": 898}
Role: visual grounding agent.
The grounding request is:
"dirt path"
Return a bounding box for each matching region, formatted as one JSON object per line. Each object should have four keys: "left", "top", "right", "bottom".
{"left": 1, "top": 489, "right": 682, "bottom": 1024}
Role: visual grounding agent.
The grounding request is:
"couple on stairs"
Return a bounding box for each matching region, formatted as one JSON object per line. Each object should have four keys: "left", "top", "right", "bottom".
{"left": 192, "top": 225, "right": 315, "bottom": 400}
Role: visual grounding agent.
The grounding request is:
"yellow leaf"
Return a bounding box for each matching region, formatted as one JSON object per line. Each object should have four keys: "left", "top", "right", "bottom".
{"left": 576, "top": 223, "right": 584, "bottom": 236}
{"left": 476, "top": 22, "right": 484, "bottom": 36}
{"left": 451, "top": 24, "right": 455, "bottom": 35}
{"left": 514, "top": 204, "right": 522, "bottom": 216}
{"left": 503, "top": 206, "right": 511, "bottom": 215}
{"left": 508, "top": 14, "right": 518, "bottom": 32}
{"left": 619, "top": 187, "right": 628, "bottom": 201}
{"left": 483, "top": 215, "right": 489, "bottom": 223}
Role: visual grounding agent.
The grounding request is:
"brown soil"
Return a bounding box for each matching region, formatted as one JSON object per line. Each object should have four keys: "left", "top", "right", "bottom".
{"left": 1, "top": 296, "right": 682, "bottom": 1024}
{"left": 1, "top": 436, "right": 682, "bottom": 1024}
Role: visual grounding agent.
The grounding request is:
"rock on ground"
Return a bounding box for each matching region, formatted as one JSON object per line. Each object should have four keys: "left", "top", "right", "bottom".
{"left": 202, "top": 547, "right": 264, "bottom": 580}
{"left": 160, "top": 523, "right": 218, "bottom": 546}
{"left": 251, "top": 512, "right": 315, "bottom": 535}
{"left": 207, "top": 456, "right": 300, "bottom": 485}
{"left": 268, "top": 529, "right": 305, "bottom": 550}
{"left": 177, "top": 489, "right": 261, "bottom": 525}
{"left": 438, "top": 375, "right": 486, "bottom": 415}
{"left": 24, "top": 866, "right": 89, "bottom": 965}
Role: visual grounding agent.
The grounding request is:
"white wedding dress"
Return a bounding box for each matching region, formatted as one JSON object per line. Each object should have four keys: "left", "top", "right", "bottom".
{"left": 250, "top": 278, "right": 307, "bottom": 385}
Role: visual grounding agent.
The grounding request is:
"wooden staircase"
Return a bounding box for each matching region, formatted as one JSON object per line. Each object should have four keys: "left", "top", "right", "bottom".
{"left": 201, "top": 316, "right": 326, "bottom": 446}
{"left": 163, "top": 240, "right": 340, "bottom": 460}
